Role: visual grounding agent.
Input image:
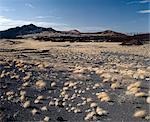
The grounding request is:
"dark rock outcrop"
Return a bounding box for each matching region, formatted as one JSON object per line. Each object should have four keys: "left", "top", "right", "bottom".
{"left": 0, "top": 24, "right": 56, "bottom": 39}
{"left": 121, "top": 39, "right": 143, "bottom": 46}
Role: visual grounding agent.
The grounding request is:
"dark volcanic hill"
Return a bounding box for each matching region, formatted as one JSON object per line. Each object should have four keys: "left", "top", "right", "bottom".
{"left": 96, "top": 30, "right": 127, "bottom": 37}
{"left": 0, "top": 24, "right": 149, "bottom": 44}
{"left": 0, "top": 24, "right": 56, "bottom": 39}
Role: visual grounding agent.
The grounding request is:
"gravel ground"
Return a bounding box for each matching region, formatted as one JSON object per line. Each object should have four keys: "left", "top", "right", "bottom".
{"left": 0, "top": 39, "right": 150, "bottom": 122}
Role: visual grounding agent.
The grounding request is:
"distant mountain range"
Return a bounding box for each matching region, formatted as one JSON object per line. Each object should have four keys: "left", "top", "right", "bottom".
{"left": 0, "top": 24, "right": 127, "bottom": 39}
{"left": 0, "top": 24, "right": 149, "bottom": 45}
{"left": 0, "top": 24, "right": 56, "bottom": 39}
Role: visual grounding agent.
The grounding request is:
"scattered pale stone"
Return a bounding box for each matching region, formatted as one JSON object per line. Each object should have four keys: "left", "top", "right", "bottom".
{"left": 81, "top": 90, "right": 85, "bottom": 94}
{"left": 35, "top": 80, "right": 46, "bottom": 89}
{"left": 84, "top": 111, "right": 96, "bottom": 120}
{"left": 95, "top": 69, "right": 104, "bottom": 75}
{"left": 22, "top": 82, "right": 29, "bottom": 87}
{"left": 8, "top": 96, "right": 13, "bottom": 100}
{"left": 62, "top": 102, "right": 66, "bottom": 106}
{"left": 126, "top": 87, "right": 140, "bottom": 95}
{"left": 64, "top": 82, "right": 70, "bottom": 86}
{"left": 97, "top": 92, "right": 107, "bottom": 99}
{"left": 37, "top": 64, "right": 44, "bottom": 69}
{"left": 10, "top": 75, "right": 19, "bottom": 79}
{"left": 137, "top": 69, "right": 146, "bottom": 75}
{"left": 126, "top": 70, "right": 134, "bottom": 77}
{"left": 20, "top": 95, "right": 25, "bottom": 102}
{"left": 111, "top": 82, "right": 120, "bottom": 89}
{"left": 133, "top": 73, "right": 139, "bottom": 79}
{"left": 0, "top": 72, "right": 5, "bottom": 78}
{"left": 146, "top": 97, "right": 150, "bottom": 104}
{"left": 71, "top": 94, "right": 76, "bottom": 100}
{"left": 77, "top": 103, "right": 82, "bottom": 106}
{"left": 73, "top": 86, "right": 77, "bottom": 89}
{"left": 92, "top": 86, "right": 96, "bottom": 89}
{"left": 20, "top": 90, "right": 26, "bottom": 96}
{"left": 6, "top": 91, "right": 14, "bottom": 96}
{"left": 85, "top": 109, "right": 91, "bottom": 113}
{"left": 82, "top": 101, "right": 86, "bottom": 105}
{"left": 101, "top": 73, "right": 111, "bottom": 80}
{"left": 43, "top": 62, "right": 50, "bottom": 68}
{"left": 41, "top": 106, "right": 47, "bottom": 111}
{"left": 145, "top": 77, "right": 150, "bottom": 81}
{"left": 94, "top": 83, "right": 100, "bottom": 88}
{"left": 145, "top": 115, "right": 150, "bottom": 120}
{"left": 71, "top": 107, "right": 75, "bottom": 111}
{"left": 78, "top": 90, "right": 82, "bottom": 94}
{"left": 90, "top": 103, "right": 97, "bottom": 108}
{"left": 81, "top": 97, "right": 86, "bottom": 100}
{"left": 31, "top": 109, "right": 38, "bottom": 115}
{"left": 44, "top": 116, "right": 50, "bottom": 121}
{"left": 139, "top": 74, "right": 145, "bottom": 80}
{"left": 100, "top": 96, "right": 110, "bottom": 102}
{"left": 135, "top": 92, "right": 147, "bottom": 97}
{"left": 68, "top": 81, "right": 76, "bottom": 87}
{"left": 49, "top": 101, "right": 55, "bottom": 106}
{"left": 74, "top": 108, "right": 81, "bottom": 113}
{"left": 127, "top": 82, "right": 141, "bottom": 91}
{"left": 133, "top": 110, "right": 146, "bottom": 118}
{"left": 126, "top": 82, "right": 141, "bottom": 95}
{"left": 63, "top": 94, "right": 69, "bottom": 100}
{"left": 86, "top": 87, "right": 90, "bottom": 90}
{"left": 68, "top": 109, "right": 71, "bottom": 112}
{"left": 60, "top": 91, "right": 66, "bottom": 96}
{"left": 86, "top": 98, "right": 92, "bottom": 102}
{"left": 96, "top": 107, "right": 107, "bottom": 116}
{"left": 34, "top": 99, "right": 40, "bottom": 104}
{"left": 51, "top": 82, "right": 56, "bottom": 87}
{"left": 23, "top": 74, "right": 31, "bottom": 81}
{"left": 63, "top": 87, "right": 69, "bottom": 91}
{"left": 37, "top": 95, "right": 44, "bottom": 100}
{"left": 66, "top": 107, "right": 69, "bottom": 110}
{"left": 103, "top": 78, "right": 110, "bottom": 82}
{"left": 97, "top": 92, "right": 110, "bottom": 102}
{"left": 23, "top": 101, "right": 30, "bottom": 108}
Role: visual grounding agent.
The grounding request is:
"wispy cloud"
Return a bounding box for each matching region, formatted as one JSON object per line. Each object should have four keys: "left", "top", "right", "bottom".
{"left": 78, "top": 26, "right": 111, "bottom": 32}
{"left": 0, "top": 7, "right": 15, "bottom": 12}
{"left": 0, "top": 16, "right": 68, "bottom": 31}
{"left": 0, "top": 16, "right": 111, "bottom": 32}
{"left": 35, "top": 15, "right": 61, "bottom": 19}
{"left": 139, "top": 0, "right": 150, "bottom": 3}
{"left": 35, "top": 16, "right": 49, "bottom": 19}
{"left": 127, "top": 0, "right": 150, "bottom": 4}
{"left": 127, "top": 1, "right": 139, "bottom": 5}
{"left": 25, "top": 3, "right": 34, "bottom": 8}
{"left": 138, "top": 9, "right": 150, "bottom": 13}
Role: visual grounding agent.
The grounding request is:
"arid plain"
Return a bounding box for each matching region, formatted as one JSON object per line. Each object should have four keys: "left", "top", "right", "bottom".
{"left": 0, "top": 39, "right": 150, "bottom": 121}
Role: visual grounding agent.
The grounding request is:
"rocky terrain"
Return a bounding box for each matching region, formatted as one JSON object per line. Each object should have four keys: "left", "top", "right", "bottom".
{"left": 0, "top": 39, "right": 150, "bottom": 121}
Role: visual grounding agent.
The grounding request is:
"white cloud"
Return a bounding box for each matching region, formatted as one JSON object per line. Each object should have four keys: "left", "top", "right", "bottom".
{"left": 0, "top": 16, "right": 68, "bottom": 31}
{"left": 139, "top": 0, "right": 150, "bottom": 3}
{"left": 35, "top": 16, "right": 48, "bottom": 19}
{"left": 138, "top": 9, "right": 150, "bottom": 13}
{"left": 127, "top": 0, "right": 150, "bottom": 4}
{"left": 35, "top": 15, "right": 62, "bottom": 19}
{"left": 78, "top": 26, "right": 111, "bottom": 32}
{"left": 25, "top": 3, "right": 34, "bottom": 8}
{"left": 0, "top": 16, "right": 111, "bottom": 32}
{"left": 0, "top": 7, "right": 15, "bottom": 12}
{"left": 127, "top": 1, "right": 139, "bottom": 4}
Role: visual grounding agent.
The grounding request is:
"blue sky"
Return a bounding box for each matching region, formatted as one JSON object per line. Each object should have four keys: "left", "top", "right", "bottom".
{"left": 0, "top": 0, "right": 149, "bottom": 33}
